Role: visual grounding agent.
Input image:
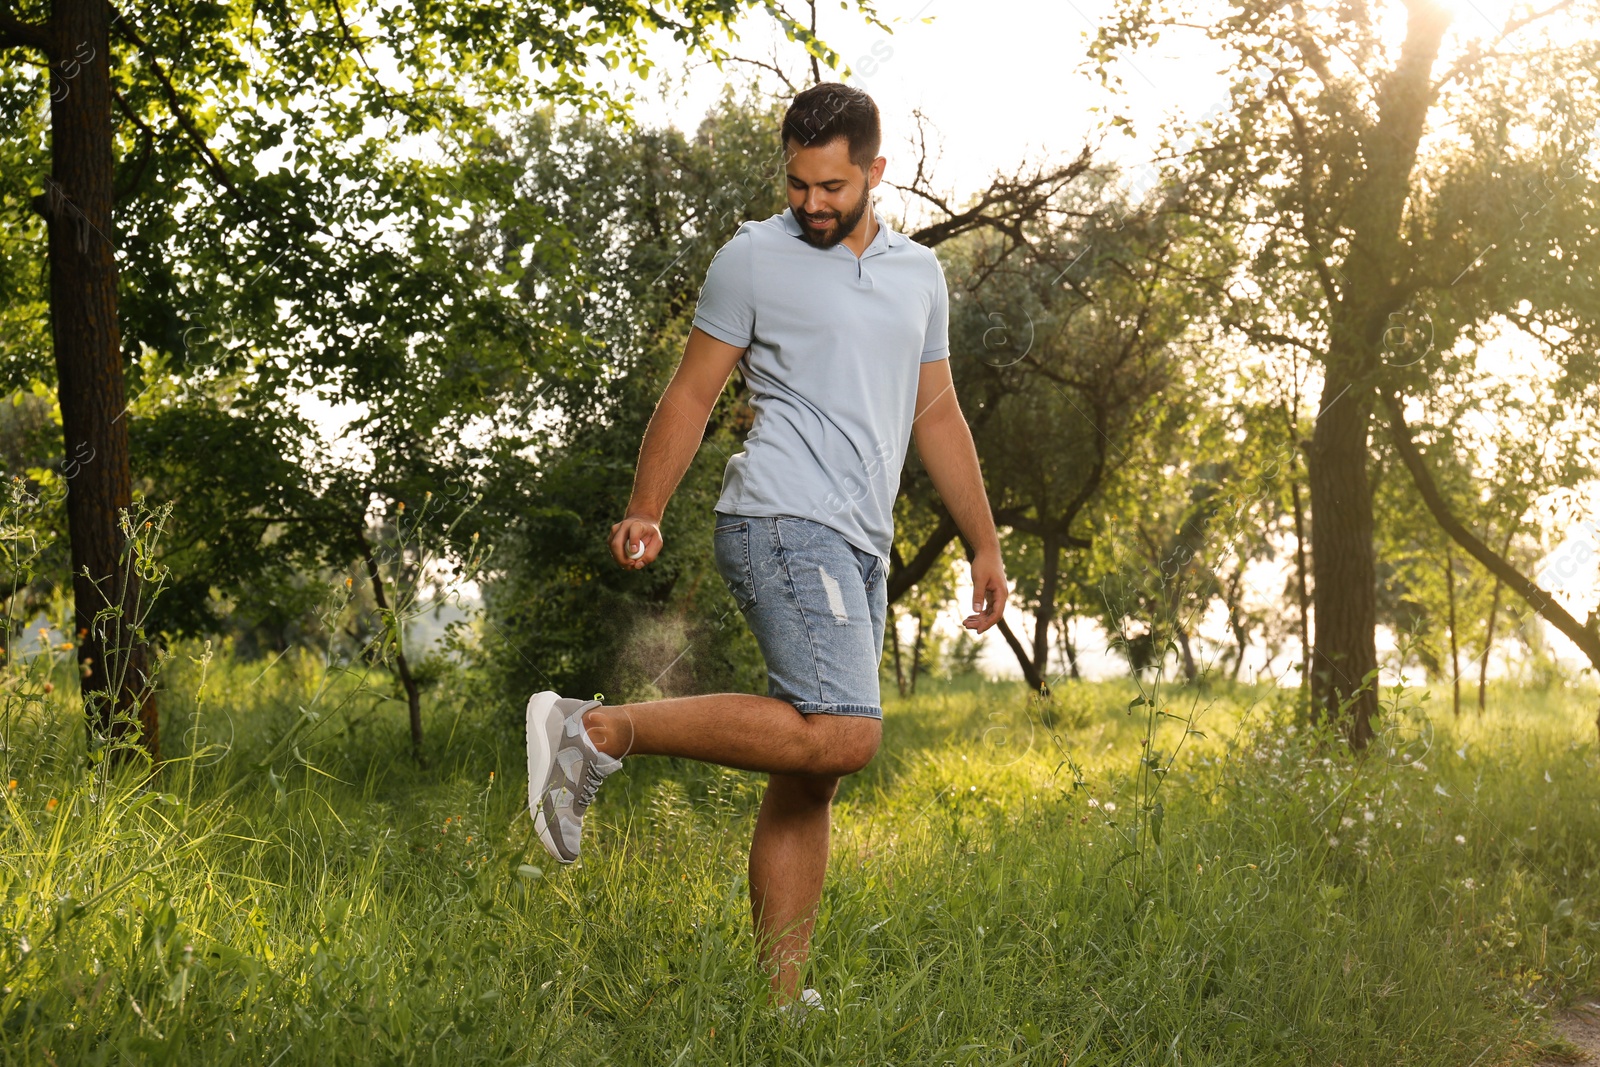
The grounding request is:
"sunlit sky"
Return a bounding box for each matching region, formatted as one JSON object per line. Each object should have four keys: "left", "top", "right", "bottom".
{"left": 620, "top": 0, "right": 1543, "bottom": 219}
{"left": 626, "top": 0, "right": 1234, "bottom": 217}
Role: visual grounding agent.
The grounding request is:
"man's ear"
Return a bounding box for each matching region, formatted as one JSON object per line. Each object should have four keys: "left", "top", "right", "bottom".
{"left": 866, "top": 155, "right": 886, "bottom": 189}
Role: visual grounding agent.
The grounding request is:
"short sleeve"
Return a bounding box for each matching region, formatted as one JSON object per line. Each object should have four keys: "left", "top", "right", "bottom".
{"left": 920, "top": 254, "right": 950, "bottom": 363}
{"left": 692, "top": 230, "right": 756, "bottom": 348}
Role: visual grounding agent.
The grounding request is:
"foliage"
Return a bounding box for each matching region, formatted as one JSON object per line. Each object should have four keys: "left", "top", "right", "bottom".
{"left": 917, "top": 171, "right": 1200, "bottom": 686}
{"left": 1083, "top": 0, "right": 1600, "bottom": 729}
{"left": 465, "top": 91, "right": 797, "bottom": 706}
{"left": 0, "top": 1, "right": 882, "bottom": 650}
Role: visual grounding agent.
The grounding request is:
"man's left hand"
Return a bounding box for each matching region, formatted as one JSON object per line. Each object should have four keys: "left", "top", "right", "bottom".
{"left": 963, "top": 551, "right": 1008, "bottom": 633}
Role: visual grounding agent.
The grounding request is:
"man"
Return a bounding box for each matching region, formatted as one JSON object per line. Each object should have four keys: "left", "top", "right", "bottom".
{"left": 524, "top": 82, "right": 1008, "bottom": 1010}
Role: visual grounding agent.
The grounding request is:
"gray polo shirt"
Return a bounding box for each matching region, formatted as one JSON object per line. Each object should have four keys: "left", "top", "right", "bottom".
{"left": 692, "top": 206, "right": 950, "bottom": 565}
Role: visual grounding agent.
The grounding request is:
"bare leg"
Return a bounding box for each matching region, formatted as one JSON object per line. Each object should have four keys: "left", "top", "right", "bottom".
{"left": 583, "top": 693, "right": 879, "bottom": 779}
{"left": 749, "top": 773, "right": 838, "bottom": 1000}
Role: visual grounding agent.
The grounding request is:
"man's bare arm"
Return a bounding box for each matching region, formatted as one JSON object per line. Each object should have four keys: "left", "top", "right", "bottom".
{"left": 911, "top": 358, "right": 1008, "bottom": 631}
{"left": 610, "top": 327, "right": 748, "bottom": 569}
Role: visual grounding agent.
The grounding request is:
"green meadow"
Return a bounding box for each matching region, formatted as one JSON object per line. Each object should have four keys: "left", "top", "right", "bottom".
{"left": 2, "top": 645, "right": 1597, "bottom": 1065}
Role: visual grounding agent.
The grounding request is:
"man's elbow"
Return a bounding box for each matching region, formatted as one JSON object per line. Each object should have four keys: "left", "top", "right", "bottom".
{"left": 660, "top": 379, "right": 719, "bottom": 427}
{"left": 914, "top": 405, "right": 967, "bottom": 444}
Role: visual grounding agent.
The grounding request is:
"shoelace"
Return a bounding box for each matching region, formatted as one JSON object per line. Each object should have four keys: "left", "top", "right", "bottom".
{"left": 575, "top": 764, "right": 607, "bottom": 809}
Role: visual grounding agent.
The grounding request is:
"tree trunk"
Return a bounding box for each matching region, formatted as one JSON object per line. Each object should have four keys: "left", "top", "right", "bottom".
{"left": 1300, "top": 0, "right": 1452, "bottom": 750}
{"left": 1031, "top": 533, "right": 1058, "bottom": 684}
{"left": 1229, "top": 612, "right": 1248, "bottom": 683}
{"left": 1444, "top": 548, "right": 1460, "bottom": 717}
{"left": 1218, "top": 562, "right": 1249, "bottom": 682}
{"left": 1176, "top": 627, "right": 1198, "bottom": 683}
{"left": 1289, "top": 470, "right": 1312, "bottom": 692}
{"left": 889, "top": 603, "right": 906, "bottom": 697}
{"left": 362, "top": 538, "right": 423, "bottom": 761}
{"left": 909, "top": 612, "right": 925, "bottom": 694}
{"left": 1057, "top": 608, "right": 1081, "bottom": 681}
{"left": 1306, "top": 373, "right": 1377, "bottom": 748}
{"left": 1477, "top": 519, "right": 1520, "bottom": 713}
{"left": 1478, "top": 580, "right": 1500, "bottom": 713}
{"left": 42, "top": 0, "right": 157, "bottom": 759}
{"left": 995, "top": 616, "right": 1045, "bottom": 692}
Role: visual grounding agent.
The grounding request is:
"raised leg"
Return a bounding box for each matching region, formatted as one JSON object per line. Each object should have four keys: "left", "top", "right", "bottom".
{"left": 583, "top": 693, "right": 879, "bottom": 778}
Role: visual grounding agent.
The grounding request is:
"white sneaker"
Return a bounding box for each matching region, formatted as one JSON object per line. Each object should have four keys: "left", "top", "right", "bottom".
{"left": 778, "top": 987, "right": 825, "bottom": 1025}
{"left": 525, "top": 691, "right": 621, "bottom": 863}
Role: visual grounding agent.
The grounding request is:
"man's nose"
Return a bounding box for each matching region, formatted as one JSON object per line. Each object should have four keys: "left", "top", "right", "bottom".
{"left": 804, "top": 188, "right": 826, "bottom": 213}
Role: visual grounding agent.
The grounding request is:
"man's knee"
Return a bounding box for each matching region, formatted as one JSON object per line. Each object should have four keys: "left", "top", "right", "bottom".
{"left": 806, "top": 715, "right": 880, "bottom": 777}
{"left": 769, "top": 772, "right": 842, "bottom": 807}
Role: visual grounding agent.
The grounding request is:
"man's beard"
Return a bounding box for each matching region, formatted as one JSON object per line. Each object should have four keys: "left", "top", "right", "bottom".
{"left": 797, "top": 186, "right": 871, "bottom": 249}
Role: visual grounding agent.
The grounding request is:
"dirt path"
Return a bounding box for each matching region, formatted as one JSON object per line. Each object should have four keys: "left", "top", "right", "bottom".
{"left": 1536, "top": 1003, "right": 1600, "bottom": 1065}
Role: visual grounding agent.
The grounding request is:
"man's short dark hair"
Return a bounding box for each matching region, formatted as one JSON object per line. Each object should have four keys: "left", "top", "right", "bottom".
{"left": 782, "top": 83, "right": 881, "bottom": 169}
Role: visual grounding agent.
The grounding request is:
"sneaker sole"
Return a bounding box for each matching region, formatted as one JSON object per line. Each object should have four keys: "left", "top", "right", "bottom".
{"left": 533, "top": 800, "right": 573, "bottom": 864}
{"left": 525, "top": 691, "right": 563, "bottom": 823}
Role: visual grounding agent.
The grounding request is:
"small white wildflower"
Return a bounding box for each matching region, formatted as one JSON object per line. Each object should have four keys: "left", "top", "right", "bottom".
{"left": 1363, "top": 810, "right": 1375, "bottom": 823}
{"left": 1462, "top": 878, "right": 1476, "bottom": 890}
{"left": 1454, "top": 834, "right": 1466, "bottom": 845}
{"left": 1087, "top": 798, "right": 1101, "bottom": 808}
{"left": 1394, "top": 821, "right": 1402, "bottom": 829}
{"left": 1433, "top": 783, "right": 1450, "bottom": 797}
{"left": 1341, "top": 816, "right": 1356, "bottom": 828}
{"left": 1329, "top": 835, "right": 1341, "bottom": 847}
{"left": 1412, "top": 761, "right": 1428, "bottom": 772}
{"left": 1104, "top": 801, "right": 1117, "bottom": 813}
{"left": 1544, "top": 770, "right": 1553, "bottom": 783}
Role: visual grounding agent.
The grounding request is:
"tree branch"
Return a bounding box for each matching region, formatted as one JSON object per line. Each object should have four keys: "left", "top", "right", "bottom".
{"left": 807, "top": 0, "right": 821, "bottom": 85}
{"left": 895, "top": 141, "right": 1095, "bottom": 251}
{"left": 112, "top": 84, "right": 159, "bottom": 202}
{"left": 1268, "top": 76, "right": 1341, "bottom": 305}
{"left": 885, "top": 507, "right": 961, "bottom": 604}
{"left": 1382, "top": 390, "right": 1600, "bottom": 670}
{"left": 110, "top": 8, "right": 255, "bottom": 219}
{"left": 0, "top": 3, "right": 51, "bottom": 54}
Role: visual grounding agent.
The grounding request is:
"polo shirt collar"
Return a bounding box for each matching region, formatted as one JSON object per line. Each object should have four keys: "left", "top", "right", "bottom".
{"left": 779, "top": 206, "right": 907, "bottom": 254}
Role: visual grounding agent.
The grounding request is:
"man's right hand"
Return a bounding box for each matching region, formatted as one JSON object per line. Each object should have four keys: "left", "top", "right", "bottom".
{"left": 609, "top": 515, "right": 662, "bottom": 570}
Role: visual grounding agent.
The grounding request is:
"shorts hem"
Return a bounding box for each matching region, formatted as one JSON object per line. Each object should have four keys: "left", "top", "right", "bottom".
{"left": 792, "top": 701, "right": 883, "bottom": 720}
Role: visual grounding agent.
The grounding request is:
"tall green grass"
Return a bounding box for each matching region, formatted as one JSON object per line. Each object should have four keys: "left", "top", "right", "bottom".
{"left": 2, "top": 643, "right": 1597, "bottom": 1065}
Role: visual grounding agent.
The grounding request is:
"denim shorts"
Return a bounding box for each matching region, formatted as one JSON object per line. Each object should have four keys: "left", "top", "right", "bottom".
{"left": 712, "top": 512, "right": 888, "bottom": 719}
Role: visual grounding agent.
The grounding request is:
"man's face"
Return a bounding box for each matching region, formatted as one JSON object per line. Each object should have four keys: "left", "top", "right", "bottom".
{"left": 784, "top": 137, "right": 885, "bottom": 249}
